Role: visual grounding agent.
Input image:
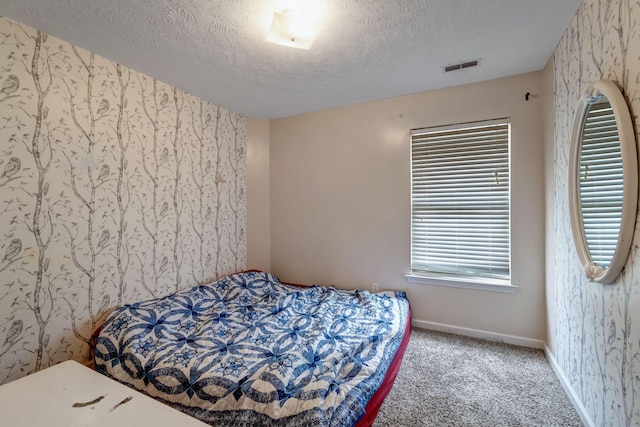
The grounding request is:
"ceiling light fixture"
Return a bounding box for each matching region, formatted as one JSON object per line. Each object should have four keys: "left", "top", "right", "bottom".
{"left": 266, "top": 7, "right": 318, "bottom": 50}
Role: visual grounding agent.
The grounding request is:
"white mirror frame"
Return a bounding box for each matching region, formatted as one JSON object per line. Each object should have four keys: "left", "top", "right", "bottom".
{"left": 569, "top": 79, "right": 638, "bottom": 284}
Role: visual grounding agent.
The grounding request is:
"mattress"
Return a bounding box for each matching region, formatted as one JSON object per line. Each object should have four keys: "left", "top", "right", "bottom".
{"left": 95, "top": 271, "right": 410, "bottom": 426}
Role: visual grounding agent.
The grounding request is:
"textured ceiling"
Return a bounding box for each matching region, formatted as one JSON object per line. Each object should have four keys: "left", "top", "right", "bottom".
{"left": 0, "top": 0, "right": 581, "bottom": 119}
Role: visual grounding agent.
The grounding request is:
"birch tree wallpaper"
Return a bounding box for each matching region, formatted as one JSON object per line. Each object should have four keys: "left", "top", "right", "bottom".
{"left": 553, "top": 0, "right": 640, "bottom": 425}
{"left": 0, "top": 16, "right": 246, "bottom": 384}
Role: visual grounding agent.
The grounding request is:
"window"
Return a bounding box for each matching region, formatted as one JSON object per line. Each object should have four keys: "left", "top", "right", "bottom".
{"left": 409, "top": 118, "right": 511, "bottom": 286}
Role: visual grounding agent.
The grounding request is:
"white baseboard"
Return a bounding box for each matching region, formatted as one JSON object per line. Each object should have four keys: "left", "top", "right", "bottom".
{"left": 544, "top": 346, "right": 593, "bottom": 427}
{"left": 411, "top": 319, "right": 544, "bottom": 349}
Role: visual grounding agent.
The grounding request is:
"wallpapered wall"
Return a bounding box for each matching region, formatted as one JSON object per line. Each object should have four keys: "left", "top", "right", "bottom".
{"left": 0, "top": 17, "right": 246, "bottom": 384}
{"left": 553, "top": 0, "right": 640, "bottom": 425}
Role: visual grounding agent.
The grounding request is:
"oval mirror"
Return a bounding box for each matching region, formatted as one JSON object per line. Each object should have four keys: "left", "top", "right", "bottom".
{"left": 569, "top": 80, "right": 638, "bottom": 284}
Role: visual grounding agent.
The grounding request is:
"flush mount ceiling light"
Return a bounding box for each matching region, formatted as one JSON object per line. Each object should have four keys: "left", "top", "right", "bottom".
{"left": 265, "top": 7, "right": 318, "bottom": 49}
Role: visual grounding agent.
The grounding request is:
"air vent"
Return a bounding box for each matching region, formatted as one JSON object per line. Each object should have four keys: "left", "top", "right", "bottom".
{"left": 444, "top": 59, "right": 479, "bottom": 72}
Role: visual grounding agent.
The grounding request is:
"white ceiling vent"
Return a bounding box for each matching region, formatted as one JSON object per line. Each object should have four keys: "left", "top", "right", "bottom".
{"left": 444, "top": 59, "right": 479, "bottom": 73}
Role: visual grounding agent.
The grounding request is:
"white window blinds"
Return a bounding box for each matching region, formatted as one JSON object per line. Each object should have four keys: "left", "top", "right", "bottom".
{"left": 411, "top": 119, "right": 511, "bottom": 280}
{"left": 579, "top": 100, "right": 623, "bottom": 268}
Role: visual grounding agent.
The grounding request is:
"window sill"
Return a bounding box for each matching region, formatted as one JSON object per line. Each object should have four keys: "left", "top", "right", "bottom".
{"left": 405, "top": 272, "right": 518, "bottom": 293}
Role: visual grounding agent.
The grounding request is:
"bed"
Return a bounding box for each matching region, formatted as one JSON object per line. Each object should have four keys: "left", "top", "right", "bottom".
{"left": 94, "top": 271, "right": 411, "bottom": 427}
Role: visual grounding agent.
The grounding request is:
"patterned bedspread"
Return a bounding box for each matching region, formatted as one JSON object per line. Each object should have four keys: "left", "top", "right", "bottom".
{"left": 95, "top": 271, "right": 409, "bottom": 427}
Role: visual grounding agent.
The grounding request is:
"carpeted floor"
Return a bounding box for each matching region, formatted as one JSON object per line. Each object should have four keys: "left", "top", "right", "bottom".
{"left": 373, "top": 328, "right": 583, "bottom": 427}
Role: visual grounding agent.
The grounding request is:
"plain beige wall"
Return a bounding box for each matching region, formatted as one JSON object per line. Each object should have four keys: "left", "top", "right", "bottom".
{"left": 246, "top": 118, "right": 271, "bottom": 272}
{"left": 269, "top": 72, "right": 546, "bottom": 341}
{"left": 542, "top": 58, "right": 556, "bottom": 352}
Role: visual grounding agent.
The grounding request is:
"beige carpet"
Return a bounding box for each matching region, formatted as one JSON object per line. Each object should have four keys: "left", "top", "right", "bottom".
{"left": 373, "top": 328, "right": 583, "bottom": 427}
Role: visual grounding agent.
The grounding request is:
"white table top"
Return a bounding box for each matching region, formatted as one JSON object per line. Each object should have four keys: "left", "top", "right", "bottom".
{"left": 0, "top": 360, "right": 209, "bottom": 427}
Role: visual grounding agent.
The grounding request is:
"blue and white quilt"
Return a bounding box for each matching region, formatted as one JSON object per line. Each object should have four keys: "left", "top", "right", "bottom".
{"left": 95, "top": 271, "right": 409, "bottom": 427}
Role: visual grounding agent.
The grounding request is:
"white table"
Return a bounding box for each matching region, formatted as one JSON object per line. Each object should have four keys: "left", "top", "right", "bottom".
{"left": 0, "top": 360, "right": 209, "bottom": 427}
